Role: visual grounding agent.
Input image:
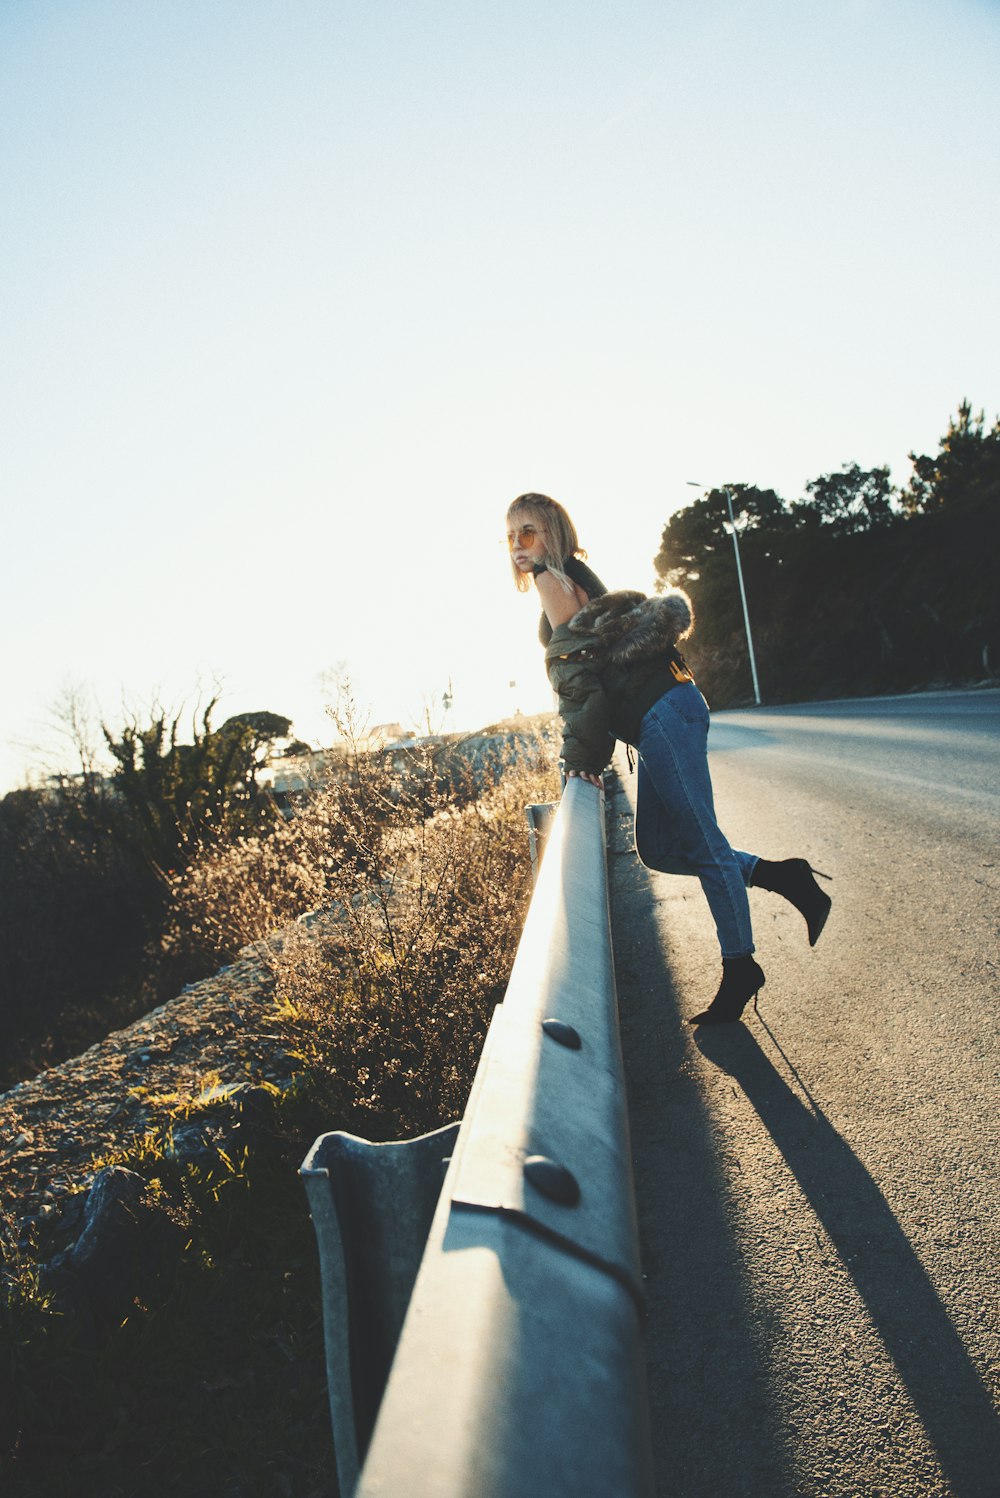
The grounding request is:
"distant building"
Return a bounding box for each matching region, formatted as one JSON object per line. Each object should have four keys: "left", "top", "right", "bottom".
{"left": 360, "top": 722, "right": 410, "bottom": 748}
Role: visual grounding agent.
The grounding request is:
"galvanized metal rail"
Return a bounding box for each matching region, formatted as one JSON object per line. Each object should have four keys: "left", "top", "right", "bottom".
{"left": 304, "top": 776, "right": 653, "bottom": 1497}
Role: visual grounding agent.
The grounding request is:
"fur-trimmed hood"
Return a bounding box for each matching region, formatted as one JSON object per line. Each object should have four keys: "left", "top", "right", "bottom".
{"left": 564, "top": 588, "right": 694, "bottom": 663}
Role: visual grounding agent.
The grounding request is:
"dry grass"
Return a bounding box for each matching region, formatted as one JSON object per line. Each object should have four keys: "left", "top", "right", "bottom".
{"left": 272, "top": 736, "right": 561, "bottom": 1135}
{"left": 163, "top": 697, "right": 561, "bottom": 1136}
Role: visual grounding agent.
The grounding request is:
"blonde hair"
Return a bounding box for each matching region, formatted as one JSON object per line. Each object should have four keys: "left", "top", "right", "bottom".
{"left": 506, "top": 493, "right": 587, "bottom": 594}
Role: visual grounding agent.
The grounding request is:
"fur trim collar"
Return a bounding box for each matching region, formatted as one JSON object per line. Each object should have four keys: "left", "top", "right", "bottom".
{"left": 567, "top": 588, "right": 694, "bottom": 662}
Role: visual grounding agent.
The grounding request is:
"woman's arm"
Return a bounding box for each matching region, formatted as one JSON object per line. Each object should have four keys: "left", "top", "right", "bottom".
{"left": 535, "top": 569, "right": 589, "bottom": 630}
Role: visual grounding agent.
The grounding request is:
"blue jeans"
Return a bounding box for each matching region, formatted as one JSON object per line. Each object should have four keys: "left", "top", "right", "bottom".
{"left": 635, "top": 684, "right": 758, "bottom": 959}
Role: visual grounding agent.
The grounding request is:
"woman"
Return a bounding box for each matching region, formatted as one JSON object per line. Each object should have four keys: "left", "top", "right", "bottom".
{"left": 507, "top": 492, "right": 831, "bottom": 1025}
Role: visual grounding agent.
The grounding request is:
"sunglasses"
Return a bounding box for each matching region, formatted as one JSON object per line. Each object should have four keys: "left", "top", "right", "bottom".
{"left": 507, "top": 524, "right": 544, "bottom": 550}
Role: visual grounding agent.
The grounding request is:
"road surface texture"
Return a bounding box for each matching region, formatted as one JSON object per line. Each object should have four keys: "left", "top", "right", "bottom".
{"left": 609, "top": 689, "right": 999, "bottom": 1498}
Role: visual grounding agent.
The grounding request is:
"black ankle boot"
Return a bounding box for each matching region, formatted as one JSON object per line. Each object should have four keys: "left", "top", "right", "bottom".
{"left": 689, "top": 955, "right": 765, "bottom": 1025}
{"left": 751, "top": 857, "right": 832, "bottom": 946}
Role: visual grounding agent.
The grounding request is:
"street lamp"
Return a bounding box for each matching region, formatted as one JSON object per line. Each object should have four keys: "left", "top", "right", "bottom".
{"left": 687, "top": 481, "right": 762, "bottom": 706}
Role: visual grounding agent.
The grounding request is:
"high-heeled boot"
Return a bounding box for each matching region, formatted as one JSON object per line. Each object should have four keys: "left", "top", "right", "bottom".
{"left": 689, "top": 955, "right": 765, "bottom": 1025}
{"left": 750, "top": 857, "right": 832, "bottom": 946}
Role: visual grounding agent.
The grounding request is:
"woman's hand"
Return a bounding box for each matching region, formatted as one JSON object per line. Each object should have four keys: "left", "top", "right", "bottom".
{"left": 567, "top": 769, "right": 603, "bottom": 789}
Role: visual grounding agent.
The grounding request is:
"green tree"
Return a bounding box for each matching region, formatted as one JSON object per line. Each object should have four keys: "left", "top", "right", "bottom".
{"left": 0, "top": 700, "right": 296, "bottom": 1080}
{"left": 903, "top": 400, "right": 1000, "bottom": 513}
{"left": 793, "top": 462, "right": 898, "bottom": 535}
{"left": 654, "top": 484, "right": 788, "bottom": 591}
{"left": 104, "top": 701, "right": 293, "bottom": 875}
{"left": 652, "top": 485, "right": 792, "bottom": 705}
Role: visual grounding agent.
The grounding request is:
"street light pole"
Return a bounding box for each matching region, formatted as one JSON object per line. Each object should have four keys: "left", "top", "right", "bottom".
{"left": 687, "top": 481, "right": 762, "bottom": 706}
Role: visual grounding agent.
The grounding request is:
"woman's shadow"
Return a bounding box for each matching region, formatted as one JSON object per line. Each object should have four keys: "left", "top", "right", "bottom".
{"left": 695, "top": 1020, "right": 1000, "bottom": 1498}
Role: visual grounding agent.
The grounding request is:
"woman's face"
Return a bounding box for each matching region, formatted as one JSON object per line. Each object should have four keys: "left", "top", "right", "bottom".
{"left": 507, "top": 512, "right": 548, "bottom": 572}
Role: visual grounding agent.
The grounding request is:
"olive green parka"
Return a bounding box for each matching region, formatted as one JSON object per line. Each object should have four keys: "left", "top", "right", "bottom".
{"left": 544, "top": 588, "right": 695, "bottom": 774}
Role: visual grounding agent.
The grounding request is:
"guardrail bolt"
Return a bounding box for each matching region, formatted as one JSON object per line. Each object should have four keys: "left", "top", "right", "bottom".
{"left": 523, "top": 1154, "right": 581, "bottom": 1207}
{"left": 541, "top": 1018, "right": 582, "bottom": 1050}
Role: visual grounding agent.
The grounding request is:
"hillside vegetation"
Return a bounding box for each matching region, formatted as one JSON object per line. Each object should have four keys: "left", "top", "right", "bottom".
{"left": 0, "top": 696, "right": 552, "bottom": 1093}
{"left": 1, "top": 715, "right": 561, "bottom": 1497}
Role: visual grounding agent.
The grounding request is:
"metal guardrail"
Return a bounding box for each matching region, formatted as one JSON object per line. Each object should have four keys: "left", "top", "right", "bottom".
{"left": 302, "top": 776, "right": 653, "bottom": 1497}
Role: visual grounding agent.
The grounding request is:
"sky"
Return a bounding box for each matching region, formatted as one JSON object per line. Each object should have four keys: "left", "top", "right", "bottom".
{"left": 2, "top": 0, "right": 998, "bottom": 789}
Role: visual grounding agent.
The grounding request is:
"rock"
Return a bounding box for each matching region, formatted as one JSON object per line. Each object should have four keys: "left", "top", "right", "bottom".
{"left": 42, "top": 1166, "right": 184, "bottom": 1330}
{"left": 49, "top": 1190, "right": 88, "bottom": 1247}
{"left": 164, "top": 1118, "right": 220, "bottom": 1168}
{"left": 195, "top": 1081, "right": 276, "bottom": 1127}
{"left": 163, "top": 1083, "right": 280, "bottom": 1169}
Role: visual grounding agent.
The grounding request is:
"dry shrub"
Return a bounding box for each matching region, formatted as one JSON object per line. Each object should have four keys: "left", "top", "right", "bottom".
{"left": 163, "top": 699, "right": 561, "bottom": 1137}
{"left": 270, "top": 713, "right": 561, "bottom": 1137}
{"left": 160, "top": 788, "right": 344, "bottom": 978}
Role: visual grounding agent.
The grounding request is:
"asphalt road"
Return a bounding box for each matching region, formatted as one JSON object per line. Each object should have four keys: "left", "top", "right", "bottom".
{"left": 608, "top": 689, "right": 1000, "bottom": 1498}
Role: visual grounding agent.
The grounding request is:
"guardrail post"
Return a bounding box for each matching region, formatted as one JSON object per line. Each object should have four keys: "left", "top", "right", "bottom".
{"left": 524, "top": 800, "right": 557, "bottom": 882}
{"left": 300, "top": 1122, "right": 461, "bottom": 1497}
